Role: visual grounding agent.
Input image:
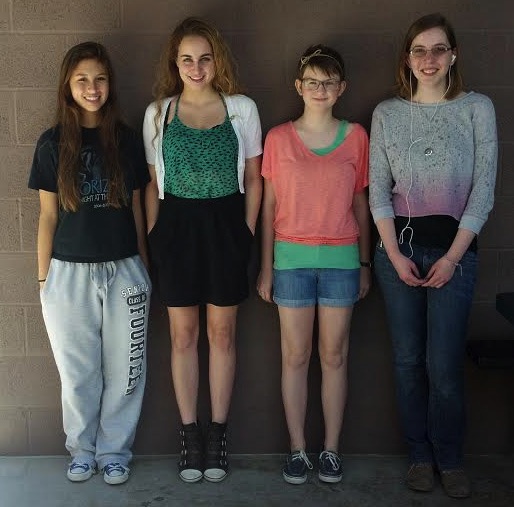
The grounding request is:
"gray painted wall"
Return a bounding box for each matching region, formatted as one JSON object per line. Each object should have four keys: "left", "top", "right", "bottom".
{"left": 1, "top": 0, "right": 513, "bottom": 455}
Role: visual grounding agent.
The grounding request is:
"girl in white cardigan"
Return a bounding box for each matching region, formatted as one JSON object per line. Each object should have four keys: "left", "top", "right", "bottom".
{"left": 143, "top": 17, "right": 262, "bottom": 484}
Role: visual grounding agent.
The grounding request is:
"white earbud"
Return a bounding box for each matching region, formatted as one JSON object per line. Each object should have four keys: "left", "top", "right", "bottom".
{"left": 450, "top": 54, "right": 456, "bottom": 65}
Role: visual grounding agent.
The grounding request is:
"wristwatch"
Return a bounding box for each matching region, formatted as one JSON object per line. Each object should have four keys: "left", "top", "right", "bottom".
{"left": 360, "top": 261, "right": 372, "bottom": 268}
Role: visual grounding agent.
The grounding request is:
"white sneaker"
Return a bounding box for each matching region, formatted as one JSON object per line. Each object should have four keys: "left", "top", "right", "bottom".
{"left": 103, "top": 462, "right": 130, "bottom": 485}
{"left": 67, "top": 462, "right": 96, "bottom": 482}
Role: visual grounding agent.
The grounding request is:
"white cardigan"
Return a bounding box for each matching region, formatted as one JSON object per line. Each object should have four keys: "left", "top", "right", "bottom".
{"left": 143, "top": 94, "right": 262, "bottom": 199}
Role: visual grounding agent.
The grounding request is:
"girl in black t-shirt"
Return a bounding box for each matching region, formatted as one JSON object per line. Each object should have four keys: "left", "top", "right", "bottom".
{"left": 29, "top": 42, "right": 151, "bottom": 485}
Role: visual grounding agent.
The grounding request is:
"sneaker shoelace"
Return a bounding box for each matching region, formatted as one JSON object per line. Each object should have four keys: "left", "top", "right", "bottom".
{"left": 69, "top": 463, "right": 90, "bottom": 473}
{"left": 291, "top": 450, "right": 313, "bottom": 470}
{"left": 321, "top": 451, "right": 340, "bottom": 471}
{"left": 104, "top": 463, "right": 126, "bottom": 476}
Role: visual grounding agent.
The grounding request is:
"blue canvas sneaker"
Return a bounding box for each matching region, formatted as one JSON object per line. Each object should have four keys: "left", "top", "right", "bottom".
{"left": 67, "top": 462, "right": 96, "bottom": 482}
{"left": 318, "top": 450, "right": 342, "bottom": 483}
{"left": 282, "top": 450, "right": 313, "bottom": 484}
{"left": 103, "top": 462, "right": 130, "bottom": 485}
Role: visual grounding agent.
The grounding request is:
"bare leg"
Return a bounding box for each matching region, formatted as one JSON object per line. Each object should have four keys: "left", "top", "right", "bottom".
{"left": 278, "top": 306, "right": 315, "bottom": 451}
{"left": 168, "top": 306, "right": 200, "bottom": 424}
{"left": 206, "top": 304, "right": 238, "bottom": 423}
{"left": 318, "top": 305, "right": 353, "bottom": 452}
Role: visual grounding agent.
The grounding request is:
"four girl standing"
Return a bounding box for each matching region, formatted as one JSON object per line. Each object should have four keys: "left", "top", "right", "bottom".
{"left": 30, "top": 12, "right": 497, "bottom": 496}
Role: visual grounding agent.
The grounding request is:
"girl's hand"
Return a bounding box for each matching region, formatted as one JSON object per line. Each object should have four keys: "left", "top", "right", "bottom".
{"left": 390, "top": 252, "right": 424, "bottom": 287}
{"left": 422, "top": 256, "right": 457, "bottom": 288}
{"left": 359, "top": 267, "right": 371, "bottom": 299}
{"left": 256, "top": 269, "right": 273, "bottom": 303}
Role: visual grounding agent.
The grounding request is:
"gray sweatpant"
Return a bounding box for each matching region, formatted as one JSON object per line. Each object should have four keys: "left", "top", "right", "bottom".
{"left": 41, "top": 255, "right": 151, "bottom": 469}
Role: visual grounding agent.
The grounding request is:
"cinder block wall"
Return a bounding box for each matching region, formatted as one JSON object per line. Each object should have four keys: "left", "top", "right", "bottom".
{"left": 1, "top": 0, "right": 513, "bottom": 455}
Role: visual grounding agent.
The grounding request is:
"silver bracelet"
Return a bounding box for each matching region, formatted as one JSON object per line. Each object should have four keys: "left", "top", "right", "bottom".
{"left": 443, "top": 255, "right": 462, "bottom": 276}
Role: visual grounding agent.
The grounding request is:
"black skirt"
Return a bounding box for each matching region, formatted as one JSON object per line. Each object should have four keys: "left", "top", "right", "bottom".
{"left": 148, "top": 192, "right": 253, "bottom": 307}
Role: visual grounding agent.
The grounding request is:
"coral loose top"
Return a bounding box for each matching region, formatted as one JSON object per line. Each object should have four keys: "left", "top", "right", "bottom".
{"left": 262, "top": 121, "right": 369, "bottom": 246}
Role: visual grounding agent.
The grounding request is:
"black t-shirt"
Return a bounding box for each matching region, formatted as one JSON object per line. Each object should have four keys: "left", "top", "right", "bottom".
{"left": 28, "top": 124, "right": 150, "bottom": 262}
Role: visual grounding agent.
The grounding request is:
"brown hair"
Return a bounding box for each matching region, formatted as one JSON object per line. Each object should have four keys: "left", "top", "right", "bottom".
{"left": 396, "top": 13, "right": 463, "bottom": 99}
{"left": 152, "top": 17, "right": 242, "bottom": 132}
{"left": 297, "top": 44, "right": 345, "bottom": 81}
{"left": 56, "top": 41, "right": 126, "bottom": 212}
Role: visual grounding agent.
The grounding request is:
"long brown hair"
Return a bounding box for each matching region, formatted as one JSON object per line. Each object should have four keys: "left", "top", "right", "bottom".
{"left": 152, "top": 17, "right": 242, "bottom": 135}
{"left": 396, "top": 13, "right": 463, "bottom": 100}
{"left": 56, "top": 41, "right": 126, "bottom": 212}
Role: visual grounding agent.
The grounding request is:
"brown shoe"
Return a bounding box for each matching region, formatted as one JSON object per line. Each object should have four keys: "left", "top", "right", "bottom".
{"left": 406, "top": 463, "right": 434, "bottom": 492}
{"left": 441, "top": 469, "right": 471, "bottom": 498}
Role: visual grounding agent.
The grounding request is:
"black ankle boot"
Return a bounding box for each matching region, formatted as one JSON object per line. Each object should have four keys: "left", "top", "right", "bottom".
{"left": 178, "top": 422, "right": 203, "bottom": 483}
{"left": 204, "top": 421, "right": 228, "bottom": 482}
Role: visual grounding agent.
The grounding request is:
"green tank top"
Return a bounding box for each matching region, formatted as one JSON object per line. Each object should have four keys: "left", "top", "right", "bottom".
{"left": 162, "top": 96, "right": 239, "bottom": 198}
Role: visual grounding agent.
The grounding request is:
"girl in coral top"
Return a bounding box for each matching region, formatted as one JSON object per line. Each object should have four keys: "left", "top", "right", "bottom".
{"left": 257, "top": 44, "right": 370, "bottom": 485}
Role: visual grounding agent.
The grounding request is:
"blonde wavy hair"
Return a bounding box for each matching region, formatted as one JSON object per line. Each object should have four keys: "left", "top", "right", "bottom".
{"left": 151, "top": 17, "right": 242, "bottom": 133}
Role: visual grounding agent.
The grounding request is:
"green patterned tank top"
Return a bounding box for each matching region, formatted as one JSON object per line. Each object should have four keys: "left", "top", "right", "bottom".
{"left": 162, "top": 95, "right": 239, "bottom": 198}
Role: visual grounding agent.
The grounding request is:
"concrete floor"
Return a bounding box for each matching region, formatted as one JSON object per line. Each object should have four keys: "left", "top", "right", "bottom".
{"left": 1, "top": 454, "right": 513, "bottom": 507}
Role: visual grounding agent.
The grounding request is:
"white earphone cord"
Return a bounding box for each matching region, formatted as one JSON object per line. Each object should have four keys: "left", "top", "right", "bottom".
{"left": 401, "top": 67, "right": 452, "bottom": 259}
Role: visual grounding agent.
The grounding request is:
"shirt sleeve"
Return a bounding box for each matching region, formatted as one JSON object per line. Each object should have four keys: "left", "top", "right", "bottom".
{"left": 369, "top": 104, "right": 396, "bottom": 223}
{"left": 261, "top": 128, "right": 275, "bottom": 180}
{"left": 459, "top": 95, "right": 498, "bottom": 234}
{"left": 353, "top": 124, "right": 369, "bottom": 193}
{"left": 28, "top": 129, "right": 59, "bottom": 193}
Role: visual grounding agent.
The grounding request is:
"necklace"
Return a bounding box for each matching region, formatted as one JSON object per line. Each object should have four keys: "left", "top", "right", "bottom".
{"left": 415, "top": 101, "right": 442, "bottom": 156}
{"left": 413, "top": 79, "right": 452, "bottom": 157}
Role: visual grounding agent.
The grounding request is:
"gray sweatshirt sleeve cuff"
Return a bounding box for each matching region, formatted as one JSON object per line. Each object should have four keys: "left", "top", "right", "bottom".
{"left": 459, "top": 214, "right": 486, "bottom": 235}
{"left": 370, "top": 206, "right": 396, "bottom": 224}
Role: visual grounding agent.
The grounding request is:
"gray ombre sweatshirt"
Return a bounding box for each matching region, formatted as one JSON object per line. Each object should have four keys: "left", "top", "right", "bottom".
{"left": 369, "top": 92, "right": 497, "bottom": 235}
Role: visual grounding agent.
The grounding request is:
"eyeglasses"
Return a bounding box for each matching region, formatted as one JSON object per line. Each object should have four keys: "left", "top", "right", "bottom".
{"left": 301, "top": 78, "right": 341, "bottom": 92}
{"left": 408, "top": 45, "right": 452, "bottom": 59}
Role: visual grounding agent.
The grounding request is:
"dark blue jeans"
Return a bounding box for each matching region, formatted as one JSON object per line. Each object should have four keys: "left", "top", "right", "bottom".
{"left": 374, "top": 242, "right": 477, "bottom": 470}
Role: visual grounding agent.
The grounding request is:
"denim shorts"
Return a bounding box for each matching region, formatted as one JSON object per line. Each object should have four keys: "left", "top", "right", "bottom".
{"left": 273, "top": 268, "right": 360, "bottom": 308}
